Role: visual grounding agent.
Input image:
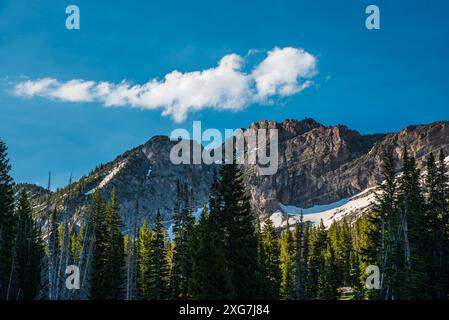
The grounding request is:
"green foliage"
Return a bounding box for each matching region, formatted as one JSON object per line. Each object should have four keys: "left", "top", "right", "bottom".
{"left": 148, "top": 210, "right": 169, "bottom": 299}
{"left": 12, "top": 189, "right": 43, "bottom": 300}
{"left": 218, "top": 163, "right": 263, "bottom": 299}
{"left": 260, "top": 217, "right": 281, "bottom": 299}
{"left": 90, "top": 188, "right": 125, "bottom": 299}
{"left": 106, "top": 188, "right": 125, "bottom": 299}
{"left": 0, "top": 140, "right": 15, "bottom": 299}
{"left": 280, "top": 221, "right": 294, "bottom": 299}
{"left": 170, "top": 181, "right": 195, "bottom": 299}
{"left": 137, "top": 219, "right": 152, "bottom": 299}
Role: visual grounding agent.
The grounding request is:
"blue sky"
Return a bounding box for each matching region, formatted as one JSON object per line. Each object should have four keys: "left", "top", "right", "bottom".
{"left": 0, "top": 0, "right": 448, "bottom": 188}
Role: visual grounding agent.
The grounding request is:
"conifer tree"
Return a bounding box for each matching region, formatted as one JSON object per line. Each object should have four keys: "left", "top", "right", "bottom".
{"left": 397, "top": 150, "right": 428, "bottom": 299}
{"left": 106, "top": 188, "right": 125, "bottom": 299}
{"left": 70, "top": 227, "right": 79, "bottom": 265}
{"left": 368, "top": 148, "right": 398, "bottom": 299}
{"left": 0, "top": 140, "right": 15, "bottom": 299}
{"left": 190, "top": 207, "right": 212, "bottom": 299}
{"left": 149, "top": 210, "right": 169, "bottom": 300}
{"left": 47, "top": 206, "right": 60, "bottom": 300}
{"left": 170, "top": 181, "right": 195, "bottom": 299}
{"left": 218, "top": 163, "right": 263, "bottom": 299}
{"left": 190, "top": 178, "right": 232, "bottom": 299}
{"left": 12, "top": 189, "right": 43, "bottom": 300}
{"left": 137, "top": 219, "right": 152, "bottom": 299}
{"left": 260, "top": 217, "right": 281, "bottom": 299}
{"left": 436, "top": 150, "right": 449, "bottom": 297}
{"left": 338, "top": 220, "right": 353, "bottom": 286}
{"left": 89, "top": 190, "right": 110, "bottom": 299}
{"left": 294, "top": 221, "right": 302, "bottom": 299}
{"left": 280, "top": 221, "right": 294, "bottom": 299}
{"left": 307, "top": 220, "right": 327, "bottom": 299}
{"left": 300, "top": 221, "right": 310, "bottom": 299}
{"left": 125, "top": 200, "right": 139, "bottom": 300}
{"left": 350, "top": 251, "right": 364, "bottom": 300}
{"left": 317, "top": 244, "right": 339, "bottom": 300}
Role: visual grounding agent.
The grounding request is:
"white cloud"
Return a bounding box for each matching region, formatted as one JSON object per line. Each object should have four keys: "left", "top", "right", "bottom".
{"left": 12, "top": 47, "right": 317, "bottom": 122}
{"left": 251, "top": 47, "right": 317, "bottom": 100}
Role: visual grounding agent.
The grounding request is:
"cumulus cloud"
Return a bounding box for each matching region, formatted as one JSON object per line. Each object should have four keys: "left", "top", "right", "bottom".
{"left": 13, "top": 47, "right": 317, "bottom": 122}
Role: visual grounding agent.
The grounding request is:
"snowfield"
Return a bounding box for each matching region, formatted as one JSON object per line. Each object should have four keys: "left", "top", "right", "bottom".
{"left": 270, "top": 187, "right": 377, "bottom": 229}
{"left": 85, "top": 161, "right": 127, "bottom": 194}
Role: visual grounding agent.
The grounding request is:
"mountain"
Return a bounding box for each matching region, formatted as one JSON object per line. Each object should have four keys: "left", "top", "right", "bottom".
{"left": 243, "top": 119, "right": 449, "bottom": 215}
{"left": 22, "top": 118, "right": 449, "bottom": 230}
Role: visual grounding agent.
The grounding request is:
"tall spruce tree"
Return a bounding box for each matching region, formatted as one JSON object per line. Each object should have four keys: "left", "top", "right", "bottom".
{"left": 397, "top": 149, "right": 428, "bottom": 299}
{"left": 89, "top": 190, "right": 110, "bottom": 299}
{"left": 106, "top": 188, "right": 125, "bottom": 299}
{"left": 317, "top": 243, "right": 339, "bottom": 300}
{"left": 368, "top": 148, "right": 398, "bottom": 300}
{"left": 307, "top": 220, "right": 327, "bottom": 299}
{"left": 190, "top": 207, "right": 212, "bottom": 299}
{"left": 436, "top": 150, "right": 449, "bottom": 298}
{"left": 300, "top": 221, "right": 310, "bottom": 299}
{"left": 170, "top": 181, "right": 195, "bottom": 299}
{"left": 137, "top": 219, "right": 152, "bottom": 299}
{"left": 260, "top": 217, "right": 281, "bottom": 299}
{"left": 294, "top": 219, "right": 303, "bottom": 299}
{"left": 280, "top": 221, "right": 295, "bottom": 299}
{"left": 350, "top": 251, "right": 364, "bottom": 300}
{"left": 149, "top": 210, "right": 169, "bottom": 300}
{"left": 12, "top": 189, "right": 43, "bottom": 300}
{"left": 0, "top": 140, "right": 15, "bottom": 299}
{"left": 190, "top": 178, "right": 232, "bottom": 299}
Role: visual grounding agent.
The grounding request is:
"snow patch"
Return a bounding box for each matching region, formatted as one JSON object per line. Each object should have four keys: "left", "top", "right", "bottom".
{"left": 279, "top": 197, "right": 351, "bottom": 215}
{"left": 85, "top": 161, "right": 127, "bottom": 194}
{"left": 271, "top": 187, "right": 377, "bottom": 229}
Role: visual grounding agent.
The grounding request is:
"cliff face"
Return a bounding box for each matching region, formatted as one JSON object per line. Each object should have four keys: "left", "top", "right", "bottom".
{"left": 244, "top": 120, "right": 449, "bottom": 216}
{"left": 24, "top": 119, "right": 449, "bottom": 228}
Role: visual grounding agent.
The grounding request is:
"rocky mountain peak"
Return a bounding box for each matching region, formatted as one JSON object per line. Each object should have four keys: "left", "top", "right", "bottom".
{"left": 25, "top": 119, "right": 449, "bottom": 232}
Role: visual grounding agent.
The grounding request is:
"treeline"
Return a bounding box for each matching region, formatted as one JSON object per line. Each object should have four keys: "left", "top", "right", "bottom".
{"left": 0, "top": 141, "right": 43, "bottom": 300}
{"left": 357, "top": 148, "right": 449, "bottom": 299}
{"left": 1, "top": 137, "right": 449, "bottom": 300}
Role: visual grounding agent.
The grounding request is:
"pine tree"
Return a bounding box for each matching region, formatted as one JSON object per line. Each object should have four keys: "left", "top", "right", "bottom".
{"left": 12, "top": 189, "right": 43, "bottom": 300}
{"left": 47, "top": 206, "right": 60, "bottom": 300}
{"left": 397, "top": 149, "right": 428, "bottom": 299}
{"left": 106, "top": 188, "right": 125, "bottom": 299}
{"left": 354, "top": 215, "right": 374, "bottom": 299}
{"left": 368, "top": 148, "right": 398, "bottom": 300}
{"left": 317, "top": 243, "right": 339, "bottom": 300}
{"left": 149, "top": 210, "right": 169, "bottom": 300}
{"left": 350, "top": 251, "right": 364, "bottom": 300}
{"left": 339, "top": 220, "right": 353, "bottom": 286}
{"left": 260, "top": 217, "right": 281, "bottom": 299}
{"left": 0, "top": 140, "right": 15, "bottom": 299}
{"left": 125, "top": 200, "right": 139, "bottom": 300}
{"left": 280, "top": 220, "right": 294, "bottom": 299}
{"left": 137, "top": 219, "right": 152, "bottom": 299}
{"left": 89, "top": 190, "right": 110, "bottom": 299}
{"left": 424, "top": 152, "right": 444, "bottom": 298}
{"left": 189, "top": 178, "right": 232, "bottom": 299}
{"left": 190, "top": 207, "right": 211, "bottom": 299}
{"left": 294, "top": 213, "right": 305, "bottom": 299}
{"left": 218, "top": 163, "right": 263, "bottom": 299}
{"left": 436, "top": 150, "right": 449, "bottom": 298}
{"left": 307, "top": 220, "right": 327, "bottom": 299}
{"left": 300, "top": 221, "right": 310, "bottom": 299}
{"left": 57, "top": 221, "right": 72, "bottom": 299}
{"left": 170, "top": 181, "right": 195, "bottom": 299}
